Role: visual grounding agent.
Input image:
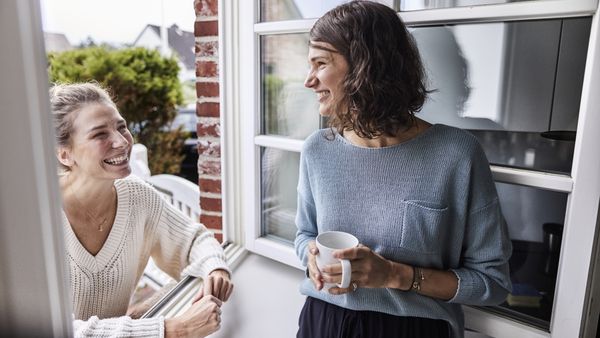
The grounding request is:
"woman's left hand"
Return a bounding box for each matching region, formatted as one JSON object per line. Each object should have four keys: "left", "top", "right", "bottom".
{"left": 193, "top": 269, "right": 234, "bottom": 303}
{"left": 322, "top": 244, "right": 393, "bottom": 295}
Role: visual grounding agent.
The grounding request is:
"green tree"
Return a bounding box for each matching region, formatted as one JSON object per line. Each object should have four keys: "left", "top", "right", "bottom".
{"left": 47, "top": 46, "right": 188, "bottom": 175}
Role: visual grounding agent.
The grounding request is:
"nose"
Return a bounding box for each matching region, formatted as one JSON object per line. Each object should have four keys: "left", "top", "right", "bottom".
{"left": 304, "top": 69, "right": 316, "bottom": 88}
{"left": 111, "top": 131, "right": 129, "bottom": 149}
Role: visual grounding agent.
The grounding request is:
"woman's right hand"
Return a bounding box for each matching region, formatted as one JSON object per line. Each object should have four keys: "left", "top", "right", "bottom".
{"left": 306, "top": 241, "right": 323, "bottom": 291}
{"left": 165, "top": 295, "right": 222, "bottom": 338}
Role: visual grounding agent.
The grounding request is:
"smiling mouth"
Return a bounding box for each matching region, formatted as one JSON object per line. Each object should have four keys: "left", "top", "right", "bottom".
{"left": 104, "top": 155, "right": 128, "bottom": 166}
{"left": 317, "top": 91, "right": 330, "bottom": 102}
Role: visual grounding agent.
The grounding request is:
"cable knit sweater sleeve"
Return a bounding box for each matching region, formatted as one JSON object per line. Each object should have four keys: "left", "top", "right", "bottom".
{"left": 73, "top": 315, "right": 165, "bottom": 338}
{"left": 149, "top": 185, "right": 230, "bottom": 280}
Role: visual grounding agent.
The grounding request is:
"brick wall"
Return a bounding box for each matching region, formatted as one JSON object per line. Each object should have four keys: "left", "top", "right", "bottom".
{"left": 194, "top": 0, "right": 223, "bottom": 243}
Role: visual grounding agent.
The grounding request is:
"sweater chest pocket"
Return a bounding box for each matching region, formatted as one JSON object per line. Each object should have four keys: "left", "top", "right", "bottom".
{"left": 400, "top": 200, "right": 449, "bottom": 255}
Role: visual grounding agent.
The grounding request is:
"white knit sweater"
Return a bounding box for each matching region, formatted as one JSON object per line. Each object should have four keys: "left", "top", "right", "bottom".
{"left": 63, "top": 176, "right": 229, "bottom": 337}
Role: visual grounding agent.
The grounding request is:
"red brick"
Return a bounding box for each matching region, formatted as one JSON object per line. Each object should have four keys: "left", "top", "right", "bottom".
{"left": 195, "top": 0, "right": 218, "bottom": 16}
{"left": 199, "top": 159, "right": 221, "bottom": 176}
{"left": 201, "top": 196, "right": 222, "bottom": 212}
{"left": 196, "top": 82, "right": 219, "bottom": 97}
{"left": 197, "top": 139, "right": 221, "bottom": 157}
{"left": 213, "top": 233, "right": 223, "bottom": 243}
{"left": 195, "top": 20, "right": 218, "bottom": 37}
{"left": 196, "top": 61, "right": 218, "bottom": 77}
{"left": 197, "top": 102, "right": 220, "bottom": 117}
{"left": 197, "top": 122, "right": 220, "bottom": 137}
{"left": 195, "top": 41, "right": 218, "bottom": 57}
{"left": 199, "top": 178, "right": 222, "bottom": 193}
{"left": 201, "top": 214, "right": 222, "bottom": 230}
{"left": 197, "top": 140, "right": 221, "bottom": 157}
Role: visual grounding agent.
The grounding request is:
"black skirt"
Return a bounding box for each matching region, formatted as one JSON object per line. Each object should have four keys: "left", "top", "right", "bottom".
{"left": 297, "top": 297, "right": 451, "bottom": 338}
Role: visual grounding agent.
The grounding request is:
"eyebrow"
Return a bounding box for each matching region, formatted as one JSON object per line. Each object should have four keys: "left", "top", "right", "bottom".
{"left": 86, "top": 119, "right": 126, "bottom": 134}
{"left": 309, "top": 55, "right": 332, "bottom": 63}
{"left": 309, "top": 42, "right": 340, "bottom": 55}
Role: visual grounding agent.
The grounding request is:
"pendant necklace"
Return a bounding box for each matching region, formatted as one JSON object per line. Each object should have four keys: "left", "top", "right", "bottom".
{"left": 68, "top": 185, "right": 109, "bottom": 232}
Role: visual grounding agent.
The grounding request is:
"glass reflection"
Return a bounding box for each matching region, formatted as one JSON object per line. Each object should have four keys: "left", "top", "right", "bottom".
{"left": 413, "top": 18, "right": 590, "bottom": 173}
{"left": 401, "top": 0, "right": 540, "bottom": 11}
{"left": 260, "top": 0, "right": 395, "bottom": 22}
{"left": 261, "top": 148, "right": 300, "bottom": 242}
{"left": 489, "top": 182, "right": 568, "bottom": 329}
{"left": 261, "top": 34, "right": 320, "bottom": 139}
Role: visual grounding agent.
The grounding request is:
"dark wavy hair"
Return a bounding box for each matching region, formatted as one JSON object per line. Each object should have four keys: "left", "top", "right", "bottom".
{"left": 310, "top": 1, "right": 429, "bottom": 138}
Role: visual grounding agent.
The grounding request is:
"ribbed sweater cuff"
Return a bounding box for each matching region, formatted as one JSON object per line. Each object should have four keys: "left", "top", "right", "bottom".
{"left": 182, "top": 255, "right": 231, "bottom": 278}
{"left": 73, "top": 315, "right": 165, "bottom": 337}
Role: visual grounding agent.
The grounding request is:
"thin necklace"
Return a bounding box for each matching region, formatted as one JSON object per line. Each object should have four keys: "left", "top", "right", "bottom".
{"left": 67, "top": 184, "right": 109, "bottom": 232}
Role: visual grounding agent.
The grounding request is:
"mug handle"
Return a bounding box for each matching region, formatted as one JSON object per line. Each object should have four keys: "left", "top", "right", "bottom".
{"left": 338, "top": 259, "right": 352, "bottom": 289}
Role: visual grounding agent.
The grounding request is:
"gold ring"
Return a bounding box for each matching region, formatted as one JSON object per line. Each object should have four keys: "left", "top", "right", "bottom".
{"left": 351, "top": 281, "right": 358, "bottom": 292}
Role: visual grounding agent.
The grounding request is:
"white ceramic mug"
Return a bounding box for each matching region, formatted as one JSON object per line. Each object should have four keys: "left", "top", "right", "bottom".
{"left": 316, "top": 231, "right": 359, "bottom": 290}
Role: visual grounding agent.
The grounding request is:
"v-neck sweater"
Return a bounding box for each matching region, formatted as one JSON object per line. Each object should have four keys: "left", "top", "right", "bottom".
{"left": 64, "top": 176, "right": 229, "bottom": 337}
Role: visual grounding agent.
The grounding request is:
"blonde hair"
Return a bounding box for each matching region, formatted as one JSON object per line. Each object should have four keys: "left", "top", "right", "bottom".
{"left": 49, "top": 82, "right": 117, "bottom": 171}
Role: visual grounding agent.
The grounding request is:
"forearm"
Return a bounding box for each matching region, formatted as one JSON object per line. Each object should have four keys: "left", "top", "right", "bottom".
{"left": 387, "top": 261, "right": 458, "bottom": 301}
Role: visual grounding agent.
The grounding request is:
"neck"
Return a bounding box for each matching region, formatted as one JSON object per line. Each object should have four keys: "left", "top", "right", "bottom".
{"left": 60, "top": 172, "right": 115, "bottom": 206}
{"left": 344, "top": 118, "right": 431, "bottom": 148}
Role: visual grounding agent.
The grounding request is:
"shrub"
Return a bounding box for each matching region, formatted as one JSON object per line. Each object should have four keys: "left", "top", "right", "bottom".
{"left": 47, "top": 46, "right": 188, "bottom": 175}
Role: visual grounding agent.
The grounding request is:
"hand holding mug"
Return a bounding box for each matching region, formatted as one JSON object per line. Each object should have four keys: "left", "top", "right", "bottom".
{"left": 314, "top": 231, "right": 359, "bottom": 292}
{"left": 323, "top": 244, "right": 395, "bottom": 295}
{"left": 306, "top": 241, "right": 324, "bottom": 291}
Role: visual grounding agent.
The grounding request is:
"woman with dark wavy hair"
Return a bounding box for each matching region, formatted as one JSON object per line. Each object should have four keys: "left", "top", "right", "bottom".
{"left": 294, "top": 2, "right": 512, "bottom": 338}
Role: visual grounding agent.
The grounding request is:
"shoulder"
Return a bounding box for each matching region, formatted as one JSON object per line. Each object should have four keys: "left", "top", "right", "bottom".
{"left": 302, "top": 128, "right": 339, "bottom": 153}
{"left": 428, "top": 124, "right": 485, "bottom": 159}
{"left": 115, "top": 175, "right": 164, "bottom": 206}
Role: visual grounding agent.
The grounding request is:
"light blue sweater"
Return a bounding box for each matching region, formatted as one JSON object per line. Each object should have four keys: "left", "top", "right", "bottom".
{"left": 295, "top": 125, "right": 512, "bottom": 338}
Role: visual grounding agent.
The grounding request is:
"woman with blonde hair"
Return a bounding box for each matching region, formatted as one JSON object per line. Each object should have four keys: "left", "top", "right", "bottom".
{"left": 51, "top": 82, "right": 233, "bottom": 338}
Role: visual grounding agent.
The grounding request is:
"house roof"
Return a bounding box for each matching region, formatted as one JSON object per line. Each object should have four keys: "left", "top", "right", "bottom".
{"left": 44, "top": 32, "right": 72, "bottom": 53}
{"left": 133, "top": 24, "right": 195, "bottom": 71}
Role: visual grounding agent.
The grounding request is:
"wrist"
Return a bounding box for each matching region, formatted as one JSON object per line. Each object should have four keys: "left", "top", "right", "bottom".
{"left": 387, "top": 261, "right": 413, "bottom": 290}
{"left": 209, "top": 269, "right": 230, "bottom": 279}
{"left": 164, "top": 318, "right": 181, "bottom": 338}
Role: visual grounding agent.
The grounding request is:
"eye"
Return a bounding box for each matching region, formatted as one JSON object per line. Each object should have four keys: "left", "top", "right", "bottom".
{"left": 93, "top": 132, "right": 107, "bottom": 139}
{"left": 118, "top": 125, "right": 128, "bottom": 133}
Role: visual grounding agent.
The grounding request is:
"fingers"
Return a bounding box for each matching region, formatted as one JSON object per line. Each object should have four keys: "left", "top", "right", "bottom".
{"left": 203, "top": 275, "right": 214, "bottom": 301}
{"left": 203, "top": 274, "right": 235, "bottom": 302}
{"left": 307, "top": 243, "right": 323, "bottom": 290}
{"left": 308, "top": 241, "right": 319, "bottom": 255}
{"left": 333, "top": 245, "right": 369, "bottom": 260}
{"left": 223, "top": 282, "right": 234, "bottom": 302}
{"left": 192, "top": 287, "right": 204, "bottom": 304}
{"left": 328, "top": 284, "right": 353, "bottom": 295}
{"left": 198, "top": 294, "right": 223, "bottom": 307}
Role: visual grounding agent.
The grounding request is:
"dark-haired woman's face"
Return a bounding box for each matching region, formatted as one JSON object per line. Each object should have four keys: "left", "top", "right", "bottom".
{"left": 304, "top": 41, "right": 349, "bottom": 116}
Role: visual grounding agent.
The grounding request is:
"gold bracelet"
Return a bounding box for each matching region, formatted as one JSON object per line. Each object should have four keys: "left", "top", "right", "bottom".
{"left": 411, "top": 267, "right": 425, "bottom": 292}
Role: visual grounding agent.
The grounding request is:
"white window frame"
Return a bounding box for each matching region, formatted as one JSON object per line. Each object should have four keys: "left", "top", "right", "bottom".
{"left": 230, "top": 0, "right": 600, "bottom": 337}
{"left": 0, "top": 0, "right": 73, "bottom": 335}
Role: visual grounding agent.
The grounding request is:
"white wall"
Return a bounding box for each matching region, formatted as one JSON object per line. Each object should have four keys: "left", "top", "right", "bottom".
{"left": 209, "top": 253, "right": 306, "bottom": 338}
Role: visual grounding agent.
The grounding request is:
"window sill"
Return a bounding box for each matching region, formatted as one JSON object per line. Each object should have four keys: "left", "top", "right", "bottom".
{"left": 141, "top": 243, "right": 247, "bottom": 319}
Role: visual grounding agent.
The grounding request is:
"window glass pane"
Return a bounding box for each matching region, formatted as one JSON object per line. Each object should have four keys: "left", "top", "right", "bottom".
{"left": 260, "top": 0, "right": 395, "bottom": 22}
{"left": 261, "top": 147, "right": 300, "bottom": 243}
{"left": 484, "top": 182, "right": 567, "bottom": 330}
{"left": 261, "top": 34, "right": 321, "bottom": 139}
{"left": 414, "top": 18, "right": 591, "bottom": 174}
{"left": 401, "top": 0, "right": 541, "bottom": 11}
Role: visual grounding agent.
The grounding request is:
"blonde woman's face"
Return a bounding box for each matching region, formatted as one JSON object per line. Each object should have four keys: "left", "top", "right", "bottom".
{"left": 59, "top": 103, "right": 133, "bottom": 180}
{"left": 304, "top": 41, "right": 349, "bottom": 116}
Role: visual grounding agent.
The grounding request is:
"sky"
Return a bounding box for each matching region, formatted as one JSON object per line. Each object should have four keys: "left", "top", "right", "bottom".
{"left": 40, "top": 0, "right": 195, "bottom": 45}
